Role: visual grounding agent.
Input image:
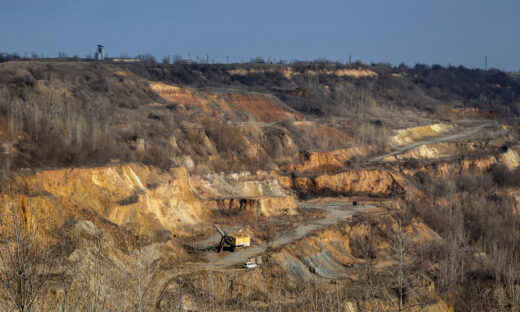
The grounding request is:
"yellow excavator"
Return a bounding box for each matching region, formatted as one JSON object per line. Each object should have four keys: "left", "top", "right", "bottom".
{"left": 214, "top": 223, "right": 250, "bottom": 252}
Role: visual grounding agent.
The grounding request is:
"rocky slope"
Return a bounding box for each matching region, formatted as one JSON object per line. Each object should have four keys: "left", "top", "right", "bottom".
{"left": 0, "top": 61, "right": 519, "bottom": 311}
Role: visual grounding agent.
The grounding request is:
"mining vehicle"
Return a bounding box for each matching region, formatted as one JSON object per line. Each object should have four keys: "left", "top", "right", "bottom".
{"left": 214, "top": 223, "right": 250, "bottom": 252}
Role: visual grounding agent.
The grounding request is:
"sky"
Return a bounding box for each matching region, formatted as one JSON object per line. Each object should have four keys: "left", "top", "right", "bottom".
{"left": 1, "top": 0, "right": 519, "bottom": 70}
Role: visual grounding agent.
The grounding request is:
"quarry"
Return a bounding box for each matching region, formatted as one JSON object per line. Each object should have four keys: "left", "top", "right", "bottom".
{"left": 0, "top": 60, "right": 519, "bottom": 311}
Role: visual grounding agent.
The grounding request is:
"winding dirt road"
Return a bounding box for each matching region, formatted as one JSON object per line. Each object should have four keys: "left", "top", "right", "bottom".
{"left": 207, "top": 202, "right": 374, "bottom": 268}
{"left": 367, "top": 121, "right": 494, "bottom": 163}
{"left": 153, "top": 201, "right": 374, "bottom": 308}
{"left": 153, "top": 122, "right": 494, "bottom": 308}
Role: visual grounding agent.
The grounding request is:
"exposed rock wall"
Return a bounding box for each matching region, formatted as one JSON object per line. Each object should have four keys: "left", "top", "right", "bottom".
{"left": 191, "top": 171, "right": 291, "bottom": 199}
{"left": 293, "top": 169, "right": 405, "bottom": 198}
{"left": 283, "top": 145, "right": 370, "bottom": 173}
{"left": 192, "top": 171, "right": 298, "bottom": 216}
{"left": 215, "top": 196, "right": 297, "bottom": 216}
{"left": 5, "top": 164, "right": 203, "bottom": 235}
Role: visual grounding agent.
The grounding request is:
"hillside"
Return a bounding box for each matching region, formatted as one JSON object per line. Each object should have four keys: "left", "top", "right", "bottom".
{"left": 0, "top": 60, "right": 519, "bottom": 311}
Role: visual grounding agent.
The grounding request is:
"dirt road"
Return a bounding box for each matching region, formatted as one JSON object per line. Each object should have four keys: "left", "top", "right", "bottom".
{"left": 206, "top": 202, "right": 374, "bottom": 268}
{"left": 367, "top": 121, "right": 494, "bottom": 163}
{"left": 153, "top": 201, "right": 374, "bottom": 308}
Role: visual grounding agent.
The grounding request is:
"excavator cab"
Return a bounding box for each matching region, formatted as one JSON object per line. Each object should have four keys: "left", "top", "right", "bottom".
{"left": 214, "top": 223, "right": 250, "bottom": 252}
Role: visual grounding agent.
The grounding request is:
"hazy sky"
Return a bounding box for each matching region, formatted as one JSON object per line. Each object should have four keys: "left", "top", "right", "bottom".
{"left": 1, "top": 0, "right": 519, "bottom": 69}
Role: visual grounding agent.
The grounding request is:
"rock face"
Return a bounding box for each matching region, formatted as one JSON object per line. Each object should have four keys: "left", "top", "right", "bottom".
{"left": 7, "top": 164, "right": 203, "bottom": 235}
{"left": 0, "top": 193, "right": 68, "bottom": 233}
{"left": 1, "top": 164, "right": 300, "bottom": 241}
{"left": 283, "top": 146, "right": 369, "bottom": 173}
{"left": 293, "top": 169, "right": 405, "bottom": 198}
{"left": 191, "top": 171, "right": 298, "bottom": 216}
{"left": 216, "top": 196, "right": 297, "bottom": 216}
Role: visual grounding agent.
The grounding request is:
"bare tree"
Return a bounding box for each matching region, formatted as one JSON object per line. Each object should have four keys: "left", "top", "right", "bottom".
{"left": 352, "top": 226, "right": 388, "bottom": 311}
{"left": 0, "top": 196, "right": 53, "bottom": 311}
{"left": 120, "top": 226, "right": 161, "bottom": 312}
{"left": 389, "top": 218, "right": 412, "bottom": 312}
{"left": 387, "top": 216, "right": 436, "bottom": 312}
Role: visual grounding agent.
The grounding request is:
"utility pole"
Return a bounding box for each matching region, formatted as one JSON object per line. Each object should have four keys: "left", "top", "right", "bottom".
{"left": 206, "top": 54, "right": 209, "bottom": 63}
{"left": 485, "top": 55, "right": 488, "bottom": 70}
{"left": 226, "top": 56, "right": 229, "bottom": 64}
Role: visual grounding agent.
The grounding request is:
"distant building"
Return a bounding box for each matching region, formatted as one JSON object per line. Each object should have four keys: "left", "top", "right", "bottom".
{"left": 95, "top": 45, "right": 104, "bottom": 61}
{"left": 93, "top": 44, "right": 140, "bottom": 63}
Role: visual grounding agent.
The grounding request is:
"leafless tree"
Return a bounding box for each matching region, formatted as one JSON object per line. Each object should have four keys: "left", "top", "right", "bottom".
{"left": 386, "top": 216, "right": 438, "bottom": 312}
{"left": 389, "top": 219, "right": 412, "bottom": 312}
{"left": 0, "top": 196, "right": 53, "bottom": 311}
{"left": 119, "top": 226, "right": 161, "bottom": 312}
{"left": 351, "top": 224, "right": 393, "bottom": 311}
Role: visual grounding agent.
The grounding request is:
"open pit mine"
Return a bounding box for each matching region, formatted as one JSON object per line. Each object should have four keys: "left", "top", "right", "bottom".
{"left": 0, "top": 61, "right": 519, "bottom": 311}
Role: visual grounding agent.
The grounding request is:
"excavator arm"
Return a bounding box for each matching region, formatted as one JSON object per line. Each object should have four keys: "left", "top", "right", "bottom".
{"left": 217, "top": 236, "right": 226, "bottom": 252}
{"left": 214, "top": 224, "right": 228, "bottom": 252}
{"left": 214, "top": 224, "right": 227, "bottom": 237}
